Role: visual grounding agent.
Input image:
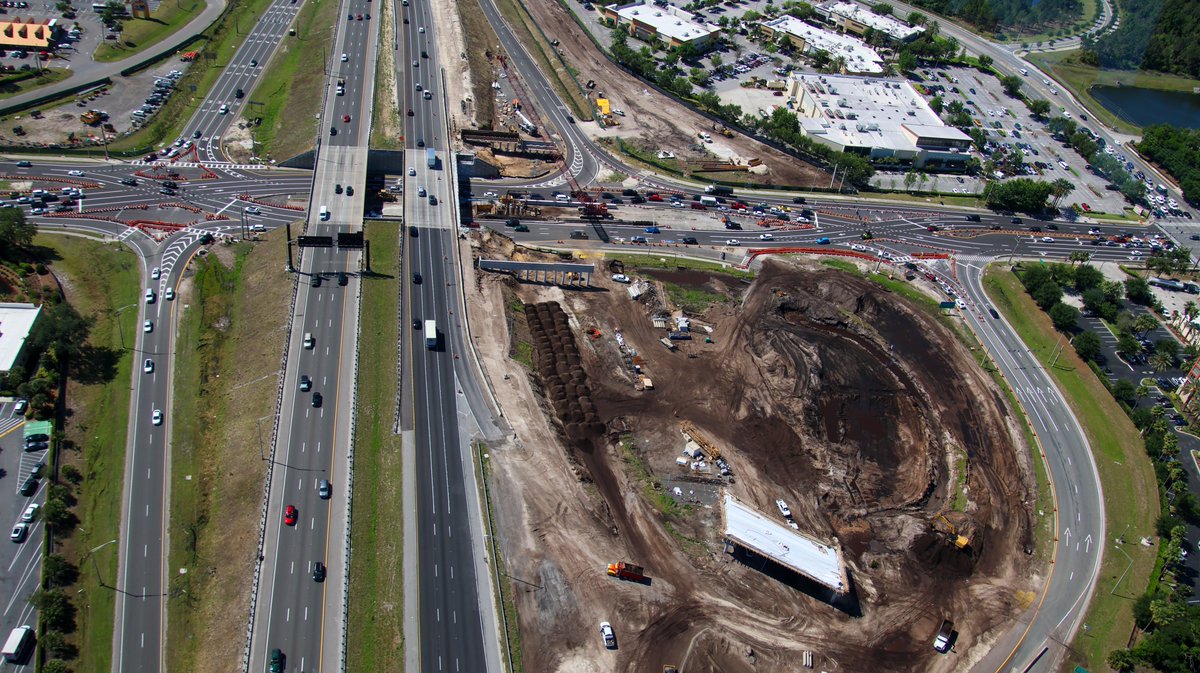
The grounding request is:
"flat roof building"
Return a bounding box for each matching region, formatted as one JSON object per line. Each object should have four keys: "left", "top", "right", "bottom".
{"left": 721, "top": 493, "right": 849, "bottom": 594}
{"left": 788, "top": 73, "right": 973, "bottom": 167}
{"left": 603, "top": 2, "right": 720, "bottom": 49}
{"left": 0, "top": 303, "right": 42, "bottom": 374}
{"left": 759, "top": 16, "right": 884, "bottom": 74}
{"left": 0, "top": 18, "right": 59, "bottom": 49}
{"left": 818, "top": 1, "right": 924, "bottom": 42}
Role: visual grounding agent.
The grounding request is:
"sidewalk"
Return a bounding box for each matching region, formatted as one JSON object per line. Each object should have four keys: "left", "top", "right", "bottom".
{"left": 0, "top": 0, "right": 227, "bottom": 114}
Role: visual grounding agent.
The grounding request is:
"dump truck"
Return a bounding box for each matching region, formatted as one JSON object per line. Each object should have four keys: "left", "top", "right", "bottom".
{"left": 606, "top": 562, "right": 646, "bottom": 582}
{"left": 933, "top": 619, "right": 953, "bottom": 652}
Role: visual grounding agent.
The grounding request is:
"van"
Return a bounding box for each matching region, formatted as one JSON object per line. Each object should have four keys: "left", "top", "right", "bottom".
{"left": 1, "top": 625, "right": 33, "bottom": 663}
{"left": 319, "top": 206, "right": 329, "bottom": 220}
{"left": 1019, "top": 68, "right": 1028, "bottom": 76}
{"left": 303, "top": 333, "right": 315, "bottom": 349}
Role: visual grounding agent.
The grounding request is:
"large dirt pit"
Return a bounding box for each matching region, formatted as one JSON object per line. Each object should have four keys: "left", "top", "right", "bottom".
{"left": 472, "top": 241, "right": 1038, "bottom": 673}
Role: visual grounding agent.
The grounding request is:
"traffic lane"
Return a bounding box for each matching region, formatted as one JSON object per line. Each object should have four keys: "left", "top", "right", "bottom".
{"left": 958, "top": 264, "right": 1104, "bottom": 670}
{"left": 0, "top": 407, "right": 45, "bottom": 651}
{"left": 258, "top": 246, "right": 350, "bottom": 672}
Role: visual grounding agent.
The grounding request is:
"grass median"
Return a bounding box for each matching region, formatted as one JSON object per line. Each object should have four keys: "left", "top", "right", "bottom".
{"left": 93, "top": 0, "right": 208, "bottom": 63}
{"left": 247, "top": 0, "right": 339, "bottom": 161}
{"left": 163, "top": 234, "right": 291, "bottom": 673}
{"left": 106, "top": 0, "right": 278, "bottom": 155}
{"left": 369, "top": 0, "right": 402, "bottom": 150}
{"left": 346, "top": 222, "right": 405, "bottom": 671}
{"left": 984, "top": 265, "right": 1158, "bottom": 670}
{"left": 34, "top": 234, "right": 140, "bottom": 673}
{"left": 0, "top": 68, "right": 71, "bottom": 99}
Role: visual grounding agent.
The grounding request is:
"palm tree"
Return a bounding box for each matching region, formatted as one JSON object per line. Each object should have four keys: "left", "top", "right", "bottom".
{"left": 1133, "top": 313, "right": 1160, "bottom": 338}
{"left": 1068, "top": 251, "right": 1091, "bottom": 266}
{"left": 1136, "top": 383, "right": 1151, "bottom": 399}
{"left": 1151, "top": 351, "right": 1175, "bottom": 373}
{"left": 1051, "top": 178, "right": 1075, "bottom": 208}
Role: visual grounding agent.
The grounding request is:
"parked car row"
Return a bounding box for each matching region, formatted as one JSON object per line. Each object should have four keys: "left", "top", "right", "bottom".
{"left": 132, "top": 70, "right": 182, "bottom": 124}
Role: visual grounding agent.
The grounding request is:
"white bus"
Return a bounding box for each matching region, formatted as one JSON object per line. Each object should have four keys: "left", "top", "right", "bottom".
{"left": 2, "top": 626, "right": 34, "bottom": 663}
{"left": 424, "top": 319, "right": 437, "bottom": 349}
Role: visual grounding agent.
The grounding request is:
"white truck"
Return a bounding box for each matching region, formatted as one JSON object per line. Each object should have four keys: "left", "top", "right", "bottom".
{"left": 424, "top": 319, "right": 438, "bottom": 349}
{"left": 933, "top": 619, "right": 953, "bottom": 653}
{"left": 2, "top": 626, "right": 34, "bottom": 663}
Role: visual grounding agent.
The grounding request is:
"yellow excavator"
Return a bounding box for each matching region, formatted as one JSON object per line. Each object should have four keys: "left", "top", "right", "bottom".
{"left": 935, "top": 514, "right": 970, "bottom": 550}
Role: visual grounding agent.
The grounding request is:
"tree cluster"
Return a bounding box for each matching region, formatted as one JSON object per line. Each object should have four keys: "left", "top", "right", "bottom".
{"left": 1087, "top": 0, "right": 1200, "bottom": 79}
{"left": 1135, "top": 124, "right": 1200, "bottom": 206}
{"left": 908, "top": 0, "right": 1082, "bottom": 33}
{"left": 749, "top": 107, "right": 875, "bottom": 188}
{"left": 985, "top": 177, "right": 1055, "bottom": 213}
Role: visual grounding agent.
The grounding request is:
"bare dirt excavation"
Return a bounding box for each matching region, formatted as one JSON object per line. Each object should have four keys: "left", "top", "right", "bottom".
{"left": 468, "top": 232, "right": 1037, "bottom": 672}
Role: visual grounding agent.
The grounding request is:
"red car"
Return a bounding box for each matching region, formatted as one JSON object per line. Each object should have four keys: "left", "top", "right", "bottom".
{"left": 647, "top": 194, "right": 663, "bottom": 202}
{"left": 284, "top": 505, "right": 298, "bottom": 526}
{"left": 342, "top": 114, "right": 351, "bottom": 123}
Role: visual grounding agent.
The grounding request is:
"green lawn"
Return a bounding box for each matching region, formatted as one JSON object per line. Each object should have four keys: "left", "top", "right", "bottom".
{"left": 248, "top": 0, "right": 339, "bottom": 161}
{"left": 106, "top": 0, "right": 278, "bottom": 155}
{"left": 0, "top": 68, "right": 70, "bottom": 99}
{"left": 34, "top": 234, "right": 140, "bottom": 673}
{"left": 93, "top": 0, "right": 208, "bottom": 63}
{"left": 1028, "top": 50, "right": 1200, "bottom": 134}
{"left": 346, "top": 222, "right": 406, "bottom": 672}
{"left": 984, "top": 266, "right": 1159, "bottom": 671}
{"left": 369, "top": 0, "right": 403, "bottom": 150}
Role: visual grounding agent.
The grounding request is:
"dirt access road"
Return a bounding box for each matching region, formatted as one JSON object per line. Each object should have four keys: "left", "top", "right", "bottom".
{"left": 465, "top": 233, "right": 1038, "bottom": 672}
{"left": 507, "top": 0, "right": 828, "bottom": 188}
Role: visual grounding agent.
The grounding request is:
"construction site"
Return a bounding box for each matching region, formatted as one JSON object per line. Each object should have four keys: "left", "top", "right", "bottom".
{"left": 464, "top": 230, "right": 1039, "bottom": 672}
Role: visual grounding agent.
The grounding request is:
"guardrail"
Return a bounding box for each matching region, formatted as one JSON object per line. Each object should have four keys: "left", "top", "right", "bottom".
{"left": 339, "top": 259, "right": 362, "bottom": 673}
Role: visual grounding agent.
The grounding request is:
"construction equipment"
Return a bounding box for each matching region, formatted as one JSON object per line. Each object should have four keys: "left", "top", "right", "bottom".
{"left": 606, "top": 562, "right": 646, "bottom": 582}
{"left": 679, "top": 421, "right": 721, "bottom": 461}
{"left": 935, "top": 514, "right": 970, "bottom": 550}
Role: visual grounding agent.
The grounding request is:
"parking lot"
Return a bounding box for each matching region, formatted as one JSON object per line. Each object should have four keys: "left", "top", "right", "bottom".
{"left": 0, "top": 400, "right": 44, "bottom": 669}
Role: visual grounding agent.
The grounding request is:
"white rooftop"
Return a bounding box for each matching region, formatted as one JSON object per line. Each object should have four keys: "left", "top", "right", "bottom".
{"left": 0, "top": 303, "right": 41, "bottom": 373}
{"left": 793, "top": 73, "right": 971, "bottom": 152}
{"left": 722, "top": 493, "right": 848, "bottom": 593}
{"left": 761, "top": 16, "right": 884, "bottom": 74}
{"left": 609, "top": 2, "right": 720, "bottom": 43}
{"left": 820, "top": 1, "right": 924, "bottom": 41}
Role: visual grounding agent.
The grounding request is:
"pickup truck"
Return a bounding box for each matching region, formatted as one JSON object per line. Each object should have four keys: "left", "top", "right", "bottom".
{"left": 933, "top": 619, "right": 953, "bottom": 652}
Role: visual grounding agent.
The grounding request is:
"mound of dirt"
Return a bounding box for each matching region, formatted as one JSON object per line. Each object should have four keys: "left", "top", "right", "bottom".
{"left": 478, "top": 252, "right": 1037, "bottom": 673}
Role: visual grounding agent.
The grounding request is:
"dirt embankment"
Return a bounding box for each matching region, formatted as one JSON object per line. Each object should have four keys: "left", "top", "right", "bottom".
{"left": 470, "top": 238, "right": 1036, "bottom": 673}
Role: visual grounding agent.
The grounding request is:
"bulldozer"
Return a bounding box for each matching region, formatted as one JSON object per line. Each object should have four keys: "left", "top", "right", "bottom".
{"left": 934, "top": 514, "right": 970, "bottom": 550}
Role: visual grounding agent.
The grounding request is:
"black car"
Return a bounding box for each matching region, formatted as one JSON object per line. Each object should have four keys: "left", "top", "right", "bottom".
{"left": 792, "top": 196, "right": 806, "bottom": 204}
{"left": 329, "top": 127, "right": 337, "bottom": 136}
{"left": 412, "top": 272, "right": 422, "bottom": 284}
{"left": 1011, "top": 217, "right": 1023, "bottom": 224}
{"left": 19, "top": 476, "right": 37, "bottom": 496}
{"left": 23, "top": 441, "right": 48, "bottom": 453}
{"left": 299, "top": 375, "right": 312, "bottom": 392}
{"left": 630, "top": 195, "right": 645, "bottom": 204}
{"left": 1029, "top": 226, "right": 1042, "bottom": 232}
{"left": 346, "top": 186, "right": 354, "bottom": 196}
{"left": 162, "top": 180, "right": 178, "bottom": 189}
{"left": 409, "top": 225, "right": 418, "bottom": 237}
{"left": 681, "top": 236, "right": 698, "bottom": 244}
{"left": 119, "top": 178, "right": 138, "bottom": 186}
{"left": 1046, "top": 223, "right": 1059, "bottom": 230}
{"left": 25, "top": 433, "right": 48, "bottom": 443}
{"left": 311, "top": 275, "right": 321, "bottom": 287}
{"left": 313, "top": 562, "right": 326, "bottom": 582}
{"left": 338, "top": 273, "right": 348, "bottom": 286}
{"left": 988, "top": 308, "right": 1000, "bottom": 319}
{"left": 159, "top": 187, "right": 176, "bottom": 196}
{"left": 312, "top": 392, "right": 323, "bottom": 408}
{"left": 416, "top": 139, "right": 425, "bottom": 147}
{"left": 412, "top": 318, "right": 421, "bottom": 329}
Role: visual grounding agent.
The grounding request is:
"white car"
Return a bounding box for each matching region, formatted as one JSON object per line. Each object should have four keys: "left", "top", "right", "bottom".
{"left": 599, "top": 622, "right": 616, "bottom": 649}
{"left": 724, "top": 239, "right": 740, "bottom": 246}
{"left": 152, "top": 409, "right": 163, "bottom": 426}
{"left": 143, "top": 320, "right": 153, "bottom": 333}
{"left": 20, "top": 503, "right": 38, "bottom": 523}
{"left": 612, "top": 274, "right": 630, "bottom": 284}
{"left": 671, "top": 201, "right": 683, "bottom": 208}
{"left": 1042, "top": 78, "right": 1050, "bottom": 85}
{"left": 341, "top": 53, "right": 348, "bottom": 62}
{"left": 145, "top": 288, "right": 156, "bottom": 304}
{"left": 67, "top": 170, "right": 84, "bottom": 176}
{"left": 408, "top": 167, "right": 416, "bottom": 176}
{"left": 244, "top": 206, "right": 261, "bottom": 215}
{"left": 1041, "top": 236, "right": 1055, "bottom": 243}
{"left": 164, "top": 288, "right": 175, "bottom": 301}
{"left": 418, "top": 26, "right": 425, "bottom": 33}
{"left": 1088, "top": 228, "right": 1101, "bottom": 235}
{"left": 219, "top": 104, "right": 229, "bottom": 114}
{"left": 144, "top": 359, "right": 154, "bottom": 374}
{"left": 10, "top": 523, "right": 28, "bottom": 543}
{"left": 483, "top": 191, "right": 497, "bottom": 198}
{"left": 776, "top": 499, "right": 792, "bottom": 518}
{"left": 759, "top": 233, "right": 774, "bottom": 240}
{"left": 151, "top": 266, "right": 160, "bottom": 279}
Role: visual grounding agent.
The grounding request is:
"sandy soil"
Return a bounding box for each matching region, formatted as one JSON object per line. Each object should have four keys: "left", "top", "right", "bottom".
{"left": 465, "top": 231, "right": 1037, "bottom": 672}
{"left": 515, "top": 0, "right": 828, "bottom": 188}
{"left": 0, "top": 60, "right": 188, "bottom": 148}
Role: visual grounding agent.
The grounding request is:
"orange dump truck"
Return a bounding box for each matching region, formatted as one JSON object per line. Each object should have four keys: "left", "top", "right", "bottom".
{"left": 606, "top": 562, "right": 646, "bottom": 582}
